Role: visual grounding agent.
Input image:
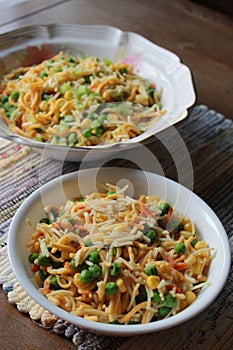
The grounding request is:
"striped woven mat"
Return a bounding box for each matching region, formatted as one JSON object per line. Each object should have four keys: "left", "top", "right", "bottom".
{"left": 0, "top": 105, "right": 232, "bottom": 350}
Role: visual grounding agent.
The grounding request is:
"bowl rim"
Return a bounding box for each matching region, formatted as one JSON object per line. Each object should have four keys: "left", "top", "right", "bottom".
{"left": 7, "top": 167, "right": 231, "bottom": 336}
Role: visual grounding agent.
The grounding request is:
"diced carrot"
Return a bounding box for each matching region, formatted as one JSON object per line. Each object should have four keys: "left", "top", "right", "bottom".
{"left": 167, "top": 285, "right": 182, "bottom": 294}
{"left": 140, "top": 204, "right": 152, "bottom": 217}
{"left": 82, "top": 290, "right": 90, "bottom": 298}
{"left": 64, "top": 261, "right": 70, "bottom": 268}
{"left": 31, "top": 264, "right": 39, "bottom": 273}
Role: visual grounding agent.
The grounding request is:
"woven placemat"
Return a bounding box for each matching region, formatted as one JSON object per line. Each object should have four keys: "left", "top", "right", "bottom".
{"left": 0, "top": 105, "right": 232, "bottom": 350}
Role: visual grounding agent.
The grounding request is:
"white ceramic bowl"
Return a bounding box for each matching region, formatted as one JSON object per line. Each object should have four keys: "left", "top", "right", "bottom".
{"left": 0, "top": 23, "right": 195, "bottom": 162}
{"left": 8, "top": 168, "right": 231, "bottom": 336}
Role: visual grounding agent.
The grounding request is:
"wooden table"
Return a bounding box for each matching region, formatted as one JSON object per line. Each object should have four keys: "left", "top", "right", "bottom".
{"left": 0, "top": 1, "right": 232, "bottom": 350}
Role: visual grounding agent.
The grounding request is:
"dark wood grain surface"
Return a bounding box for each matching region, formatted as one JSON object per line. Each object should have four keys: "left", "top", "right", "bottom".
{"left": 0, "top": 0, "right": 233, "bottom": 120}
{"left": 0, "top": 1, "right": 232, "bottom": 350}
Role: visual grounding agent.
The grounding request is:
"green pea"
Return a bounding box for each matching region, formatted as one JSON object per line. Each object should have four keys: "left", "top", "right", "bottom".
{"left": 191, "top": 238, "right": 197, "bottom": 248}
{"left": 90, "top": 119, "right": 101, "bottom": 129}
{"left": 83, "top": 129, "right": 92, "bottom": 138}
{"left": 147, "top": 87, "right": 155, "bottom": 97}
{"left": 39, "top": 71, "right": 48, "bottom": 79}
{"left": 10, "top": 90, "right": 19, "bottom": 101}
{"left": 106, "top": 191, "right": 116, "bottom": 196}
{"left": 174, "top": 242, "right": 186, "bottom": 254}
{"left": 158, "top": 202, "right": 170, "bottom": 215}
{"left": 83, "top": 75, "right": 91, "bottom": 84}
{"left": 95, "top": 126, "right": 104, "bottom": 138}
{"left": 67, "top": 132, "right": 78, "bottom": 145}
{"left": 39, "top": 217, "right": 50, "bottom": 224}
{"left": 119, "top": 68, "right": 128, "bottom": 75}
{"left": 144, "top": 265, "right": 157, "bottom": 276}
{"left": 102, "top": 57, "right": 112, "bottom": 66}
{"left": 87, "top": 113, "right": 95, "bottom": 120}
{"left": 159, "top": 306, "right": 171, "bottom": 318}
{"left": 37, "top": 254, "right": 51, "bottom": 267}
{"left": 164, "top": 293, "right": 177, "bottom": 308}
{"left": 152, "top": 290, "right": 161, "bottom": 303}
{"left": 145, "top": 229, "right": 158, "bottom": 244}
{"left": 1, "top": 95, "right": 8, "bottom": 104}
{"left": 28, "top": 253, "right": 39, "bottom": 264}
{"left": 67, "top": 57, "right": 75, "bottom": 63}
{"left": 49, "top": 276, "right": 60, "bottom": 290}
{"left": 64, "top": 115, "right": 76, "bottom": 122}
{"left": 80, "top": 269, "right": 93, "bottom": 284}
{"left": 70, "top": 258, "right": 78, "bottom": 270}
{"left": 38, "top": 269, "right": 48, "bottom": 281}
{"left": 105, "top": 281, "right": 118, "bottom": 295}
{"left": 97, "top": 114, "right": 106, "bottom": 124}
{"left": 109, "top": 262, "right": 121, "bottom": 278}
{"left": 88, "top": 250, "right": 100, "bottom": 264}
{"left": 89, "top": 264, "right": 102, "bottom": 278}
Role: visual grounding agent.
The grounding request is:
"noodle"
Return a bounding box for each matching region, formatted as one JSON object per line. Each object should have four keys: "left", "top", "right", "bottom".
{"left": 0, "top": 52, "right": 166, "bottom": 147}
{"left": 27, "top": 184, "right": 215, "bottom": 324}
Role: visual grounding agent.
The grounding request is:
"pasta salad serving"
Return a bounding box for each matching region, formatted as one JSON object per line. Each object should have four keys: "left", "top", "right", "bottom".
{"left": 27, "top": 184, "right": 215, "bottom": 325}
{"left": 0, "top": 52, "right": 165, "bottom": 147}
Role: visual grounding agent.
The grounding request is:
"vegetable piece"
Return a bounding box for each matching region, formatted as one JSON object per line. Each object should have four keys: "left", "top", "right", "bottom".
{"left": 119, "top": 68, "right": 128, "bottom": 75}
{"left": 28, "top": 253, "right": 39, "bottom": 264}
{"left": 37, "top": 254, "right": 51, "bottom": 267}
{"left": 145, "top": 229, "right": 158, "bottom": 244}
{"left": 109, "top": 262, "right": 121, "bottom": 278}
{"left": 158, "top": 202, "right": 170, "bottom": 214}
{"left": 80, "top": 269, "right": 93, "bottom": 284}
{"left": 105, "top": 282, "right": 118, "bottom": 295}
{"left": 1, "top": 95, "right": 8, "bottom": 104}
{"left": 88, "top": 264, "right": 102, "bottom": 278}
{"left": 49, "top": 276, "right": 60, "bottom": 290}
{"left": 164, "top": 293, "right": 177, "bottom": 308}
{"left": 82, "top": 129, "right": 92, "bottom": 138}
{"left": 106, "top": 191, "right": 116, "bottom": 196}
{"left": 67, "top": 132, "right": 78, "bottom": 145}
{"left": 144, "top": 265, "right": 158, "bottom": 276}
{"left": 39, "top": 217, "right": 50, "bottom": 224}
{"left": 159, "top": 306, "right": 170, "bottom": 318}
{"left": 153, "top": 290, "right": 161, "bottom": 303}
{"left": 147, "top": 87, "right": 155, "bottom": 97}
{"left": 40, "top": 71, "right": 48, "bottom": 79}
{"left": 87, "top": 250, "right": 100, "bottom": 264}
{"left": 10, "top": 91, "right": 19, "bottom": 101}
{"left": 191, "top": 238, "right": 197, "bottom": 248}
{"left": 174, "top": 242, "right": 186, "bottom": 254}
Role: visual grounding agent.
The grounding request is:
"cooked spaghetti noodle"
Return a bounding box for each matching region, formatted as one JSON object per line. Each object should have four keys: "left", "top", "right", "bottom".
{"left": 27, "top": 184, "right": 214, "bottom": 324}
{"left": 0, "top": 52, "right": 165, "bottom": 146}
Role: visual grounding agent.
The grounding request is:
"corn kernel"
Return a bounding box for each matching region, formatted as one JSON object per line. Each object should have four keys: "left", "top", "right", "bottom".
{"left": 116, "top": 278, "right": 127, "bottom": 293}
{"left": 179, "top": 299, "right": 187, "bottom": 311}
{"left": 64, "top": 90, "right": 72, "bottom": 99}
{"left": 185, "top": 254, "right": 196, "bottom": 264}
{"left": 195, "top": 241, "right": 207, "bottom": 249}
{"left": 191, "top": 261, "right": 202, "bottom": 275}
{"left": 146, "top": 275, "right": 160, "bottom": 290}
{"left": 39, "top": 100, "right": 48, "bottom": 112}
{"left": 185, "top": 291, "right": 196, "bottom": 305}
{"left": 184, "top": 222, "right": 194, "bottom": 233}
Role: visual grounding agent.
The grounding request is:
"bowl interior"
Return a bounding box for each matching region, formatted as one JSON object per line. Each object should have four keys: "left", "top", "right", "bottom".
{"left": 8, "top": 167, "right": 231, "bottom": 336}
